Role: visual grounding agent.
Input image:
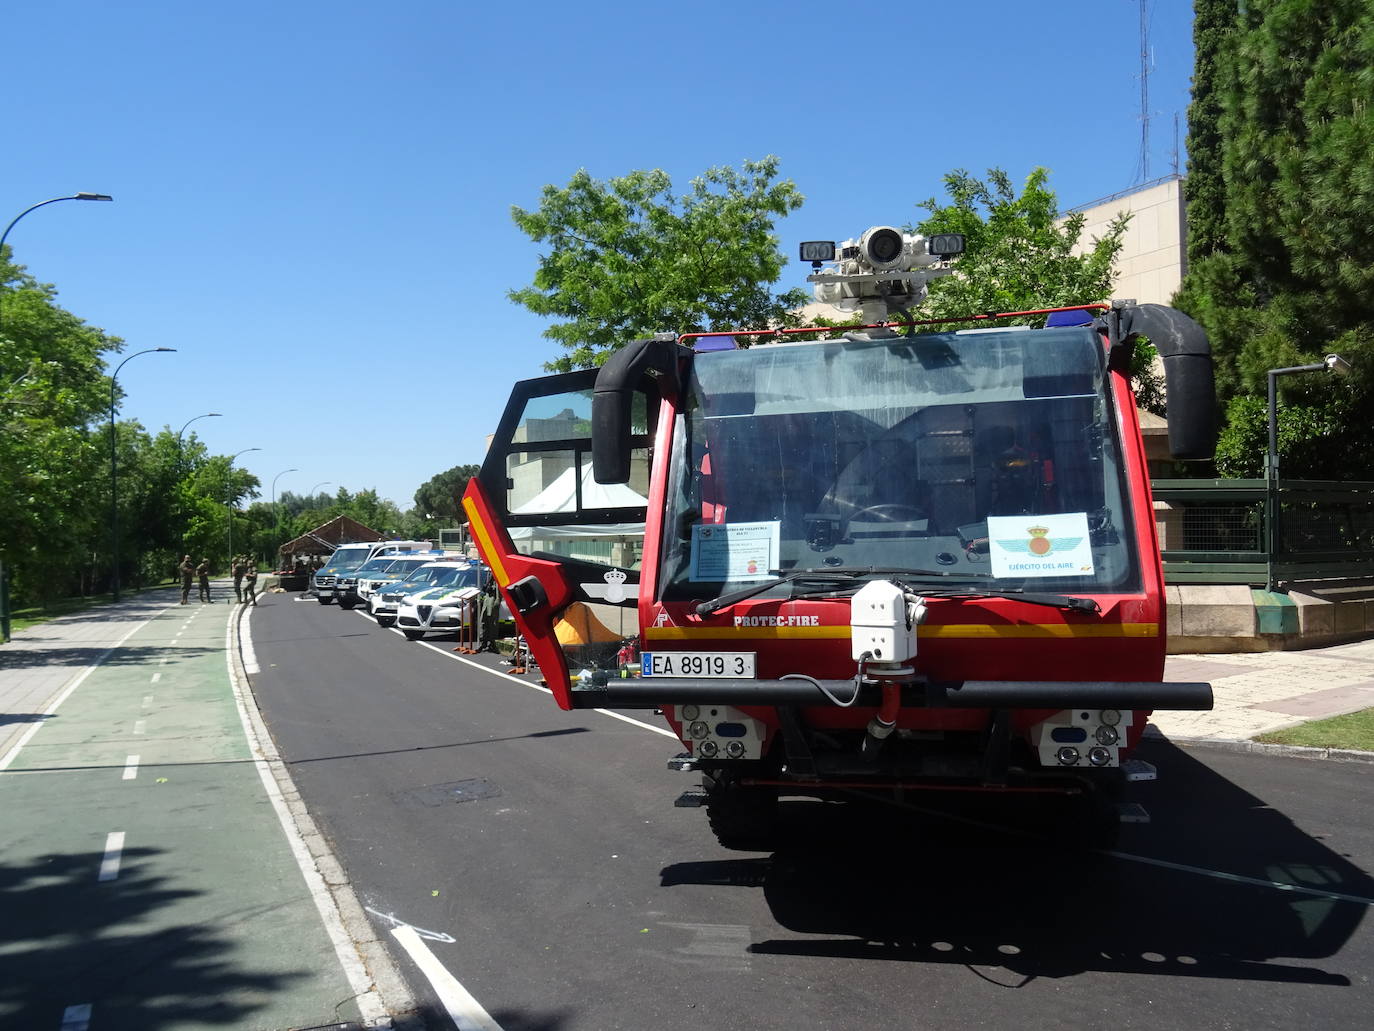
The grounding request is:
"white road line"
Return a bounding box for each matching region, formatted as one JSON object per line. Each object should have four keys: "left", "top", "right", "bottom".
{"left": 132, "top": 720, "right": 146, "bottom": 735}
{"left": 355, "top": 611, "right": 679, "bottom": 740}
{"left": 150, "top": 672, "right": 161, "bottom": 683}
{"left": 239, "top": 609, "right": 260, "bottom": 674}
{"left": 226, "top": 606, "right": 391, "bottom": 1023}
{"left": 0, "top": 605, "right": 172, "bottom": 772}
{"left": 98, "top": 831, "right": 125, "bottom": 882}
{"left": 142, "top": 694, "right": 153, "bottom": 709}
{"left": 1104, "top": 849, "right": 1374, "bottom": 906}
{"left": 391, "top": 925, "right": 504, "bottom": 1031}
{"left": 122, "top": 755, "right": 140, "bottom": 781}
{"left": 59, "top": 1003, "right": 92, "bottom": 1031}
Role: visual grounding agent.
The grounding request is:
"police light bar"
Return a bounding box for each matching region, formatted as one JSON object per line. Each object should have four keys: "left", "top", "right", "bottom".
{"left": 800, "top": 240, "right": 836, "bottom": 268}
{"left": 928, "top": 234, "right": 966, "bottom": 258}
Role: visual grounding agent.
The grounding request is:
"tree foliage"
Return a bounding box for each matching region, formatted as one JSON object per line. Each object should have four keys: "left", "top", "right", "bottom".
{"left": 413, "top": 463, "right": 479, "bottom": 527}
{"left": 510, "top": 157, "right": 808, "bottom": 371}
{"left": 911, "top": 168, "right": 1130, "bottom": 323}
{"left": 1176, "top": 0, "right": 1374, "bottom": 479}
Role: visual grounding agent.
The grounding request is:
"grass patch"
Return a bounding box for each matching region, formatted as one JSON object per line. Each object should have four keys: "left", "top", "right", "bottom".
{"left": 1256, "top": 708, "right": 1374, "bottom": 752}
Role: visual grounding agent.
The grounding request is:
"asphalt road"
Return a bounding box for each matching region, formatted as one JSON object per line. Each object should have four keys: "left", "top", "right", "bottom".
{"left": 246, "top": 590, "right": 1374, "bottom": 1031}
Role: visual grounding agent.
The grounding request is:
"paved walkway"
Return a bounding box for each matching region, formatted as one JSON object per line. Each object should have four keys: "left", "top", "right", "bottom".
{"left": 0, "top": 585, "right": 390, "bottom": 1031}
{"left": 1159, "top": 638, "right": 1374, "bottom": 744}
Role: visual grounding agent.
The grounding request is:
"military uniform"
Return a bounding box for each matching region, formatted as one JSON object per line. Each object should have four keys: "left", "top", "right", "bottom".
{"left": 232, "top": 557, "right": 246, "bottom": 603}
{"left": 179, "top": 557, "right": 195, "bottom": 604}
{"left": 196, "top": 559, "right": 212, "bottom": 603}
{"left": 243, "top": 563, "right": 258, "bottom": 606}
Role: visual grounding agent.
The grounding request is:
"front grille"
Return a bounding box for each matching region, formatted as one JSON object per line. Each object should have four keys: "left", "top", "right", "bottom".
{"left": 316, "top": 576, "right": 336, "bottom": 587}
{"left": 382, "top": 593, "right": 402, "bottom": 603}
{"left": 417, "top": 605, "right": 432, "bottom": 622}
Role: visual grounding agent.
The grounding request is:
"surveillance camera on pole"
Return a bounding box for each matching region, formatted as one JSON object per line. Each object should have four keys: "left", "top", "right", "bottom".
{"left": 800, "top": 227, "right": 965, "bottom": 331}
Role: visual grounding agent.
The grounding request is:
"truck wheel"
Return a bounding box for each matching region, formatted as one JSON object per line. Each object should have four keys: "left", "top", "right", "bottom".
{"left": 402, "top": 629, "right": 424, "bottom": 641}
{"left": 338, "top": 599, "right": 356, "bottom": 610}
{"left": 318, "top": 597, "right": 334, "bottom": 605}
{"left": 705, "top": 774, "right": 778, "bottom": 852}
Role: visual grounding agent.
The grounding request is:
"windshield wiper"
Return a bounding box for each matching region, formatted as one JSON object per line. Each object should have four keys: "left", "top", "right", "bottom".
{"left": 695, "top": 565, "right": 990, "bottom": 617}
{"left": 915, "top": 586, "right": 1101, "bottom": 614}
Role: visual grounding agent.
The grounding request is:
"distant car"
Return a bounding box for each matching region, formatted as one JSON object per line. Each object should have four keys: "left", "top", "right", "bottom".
{"left": 396, "top": 564, "right": 506, "bottom": 641}
{"left": 369, "top": 560, "right": 474, "bottom": 628}
{"left": 355, "top": 553, "right": 451, "bottom": 606}
{"left": 312, "top": 539, "right": 434, "bottom": 605}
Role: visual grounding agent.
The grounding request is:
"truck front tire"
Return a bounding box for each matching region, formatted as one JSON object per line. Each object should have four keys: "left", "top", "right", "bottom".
{"left": 704, "top": 772, "right": 779, "bottom": 852}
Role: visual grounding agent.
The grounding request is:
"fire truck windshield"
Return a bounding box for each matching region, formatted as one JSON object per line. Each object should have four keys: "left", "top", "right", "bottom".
{"left": 659, "top": 325, "right": 1140, "bottom": 602}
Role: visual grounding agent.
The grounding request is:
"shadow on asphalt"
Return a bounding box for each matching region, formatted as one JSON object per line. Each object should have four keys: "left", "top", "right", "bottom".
{"left": 0, "top": 713, "right": 54, "bottom": 727}
{"left": 0, "top": 845, "right": 313, "bottom": 1029}
{"left": 660, "top": 738, "right": 1371, "bottom": 986}
{"left": 0, "top": 645, "right": 221, "bottom": 671}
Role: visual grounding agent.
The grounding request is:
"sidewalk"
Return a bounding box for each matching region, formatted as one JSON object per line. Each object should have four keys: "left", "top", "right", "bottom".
{"left": 0, "top": 584, "right": 394, "bottom": 1030}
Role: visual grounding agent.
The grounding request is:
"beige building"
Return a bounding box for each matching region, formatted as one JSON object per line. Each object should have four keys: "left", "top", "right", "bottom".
{"left": 1069, "top": 175, "right": 1187, "bottom": 307}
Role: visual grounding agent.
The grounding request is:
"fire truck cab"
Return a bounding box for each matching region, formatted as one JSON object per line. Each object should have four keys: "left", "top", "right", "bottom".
{"left": 462, "top": 227, "right": 1217, "bottom": 850}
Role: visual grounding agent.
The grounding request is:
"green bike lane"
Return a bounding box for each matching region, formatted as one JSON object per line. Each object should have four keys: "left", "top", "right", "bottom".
{"left": 0, "top": 598, "right": 385, "bottom": 1031}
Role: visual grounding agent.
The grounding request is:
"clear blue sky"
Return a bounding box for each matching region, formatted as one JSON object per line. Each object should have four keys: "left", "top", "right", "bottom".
{"left": 6, "top": 0, "right": 1196, "bottom": 510}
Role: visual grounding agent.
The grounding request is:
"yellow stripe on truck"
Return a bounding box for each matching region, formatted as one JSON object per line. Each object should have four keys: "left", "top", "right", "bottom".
{"left": 644, "top": 623, "right": 1159, "bottom": 641}
{"left": 461, "top": 496, "right": 510, "bottom": 587}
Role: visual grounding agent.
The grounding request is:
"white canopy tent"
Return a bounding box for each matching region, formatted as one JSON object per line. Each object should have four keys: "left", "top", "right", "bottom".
{"left": 508, "top": 464, "right": 646, "bottom": 541}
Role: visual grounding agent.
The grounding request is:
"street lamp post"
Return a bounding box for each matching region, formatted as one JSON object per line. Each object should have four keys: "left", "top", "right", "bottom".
{"left": 2, "top": 193, "right": 114, "bottom": 337}
{"left": 227, "top": 448, "right": 262, "bottom": 569}
{"left": 110, "top": 347, "right": 176, "bottom": 601}
{"left": 176, "top": 412, "right": 222, "bottom": 445}
{"left": 271, "top": 468, "right": 298, "bottom": 565}
{"left": 1265, "top": 353, "right": 1352, "bottom": 591}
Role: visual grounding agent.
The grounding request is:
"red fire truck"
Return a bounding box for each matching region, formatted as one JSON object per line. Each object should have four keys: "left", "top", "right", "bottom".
{"left": 462, "top": 226, "right": 1215, "bottom": 849}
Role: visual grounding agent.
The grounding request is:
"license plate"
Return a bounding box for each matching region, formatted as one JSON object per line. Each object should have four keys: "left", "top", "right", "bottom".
{"left": 641, "top": 651, "right": 756, "bottom": 678}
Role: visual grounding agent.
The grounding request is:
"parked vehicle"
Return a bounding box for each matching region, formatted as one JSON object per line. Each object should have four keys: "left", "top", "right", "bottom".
{"left": 311, "top": 540, "right": 433, "bottom": 605}
{"left": 461, "top": 225, "right": 1218, "bottom": 851}
{"left": 369, "top": 559, "right": 473, "bottom": 628}
{"left": 395, "top": 563, "right": 500, "bottom": 640}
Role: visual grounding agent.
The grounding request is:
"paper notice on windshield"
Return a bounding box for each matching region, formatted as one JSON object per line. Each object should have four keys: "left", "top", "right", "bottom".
{"left": 988, "top": 512, "right": 1094, "bottom": 578}
{"left": 690, "top": 521, "right": 779, "bottom": 581}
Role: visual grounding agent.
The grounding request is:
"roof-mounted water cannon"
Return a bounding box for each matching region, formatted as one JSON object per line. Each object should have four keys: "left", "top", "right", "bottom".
{"left": 803, "top": 227, "right": 964, "bottom": 329}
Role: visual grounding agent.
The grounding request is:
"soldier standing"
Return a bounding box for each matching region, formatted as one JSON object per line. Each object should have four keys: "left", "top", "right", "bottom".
{"left": 232, "top": 555, "right": 246, "bottom": 603}
{"left": 196, "top": 558, "right": 212, "bottom": 603}
{"left": 179, "top": 555, "right": 195, "bottom": 605}
{"left": 243, "top": 561, "right": 258, "bottom": 606}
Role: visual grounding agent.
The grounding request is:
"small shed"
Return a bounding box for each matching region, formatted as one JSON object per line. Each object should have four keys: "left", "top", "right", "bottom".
{"left": 278, "top": 516, "right": 384, "bottom": 567}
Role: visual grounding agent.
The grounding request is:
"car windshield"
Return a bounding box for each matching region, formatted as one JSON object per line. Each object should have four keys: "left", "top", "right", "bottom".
{"left": 659, "top": 325, "right": 1138, "bottom": 602}
{"left": 356, "top": 557, "right": 398, "bottom": 574}
{"left": 381, "top": 558, "right": 428, "bottom": 576}
{"left": 325, "top": 549, "right": 372, "bottom": 571}
{"left": 404, "top": 564, "right": 476, "bottom": 588}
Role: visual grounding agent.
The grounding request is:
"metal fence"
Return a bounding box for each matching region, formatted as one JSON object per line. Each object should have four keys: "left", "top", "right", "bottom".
{"left": 1152, "top": 479, "right": 1374, "bottom": 587}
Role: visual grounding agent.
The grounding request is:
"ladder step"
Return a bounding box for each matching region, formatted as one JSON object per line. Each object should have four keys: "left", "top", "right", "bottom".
{"left": 674, "top": 790, "right": 709, "bottom": 808}
{"left": 1116, "top": 802, "right": 1151, "bottom": 824}
{"left": 1122, "top": 758, "right": 1158, "bottom": 783}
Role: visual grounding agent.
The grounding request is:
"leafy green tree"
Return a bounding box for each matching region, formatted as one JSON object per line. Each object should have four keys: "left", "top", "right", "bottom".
{"left": 911, "top": 168, "right": 1130, "bottom": 323}
{"left": 510, "top": 157, "right": 808, "bottom": 371}
{"left": 413, "top": 463, "right": 479, "bottom": 527}
{"left": 1175, "top": 0, "right": 1374, "bottom": 479}
{"left": 1185, "top": 0, "right": 1239, "bottom": 265}
{"left": 1, "top": 252, "right": 121, "bottom": 602}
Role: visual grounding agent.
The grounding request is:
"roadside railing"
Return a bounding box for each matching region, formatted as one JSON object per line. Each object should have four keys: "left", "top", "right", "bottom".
{"left": 1152, "top": 479, "right": 1374, "bottom": 588}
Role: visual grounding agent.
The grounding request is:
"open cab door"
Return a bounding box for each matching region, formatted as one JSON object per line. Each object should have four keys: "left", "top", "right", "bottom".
{"left": 462, "top": 369, "right": 656, "bottom": 709}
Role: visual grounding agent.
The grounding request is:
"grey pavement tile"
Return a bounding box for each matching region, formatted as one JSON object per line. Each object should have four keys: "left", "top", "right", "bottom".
{"left": 1249, "top": 683, "right": 1374, "bottom": 718}
{"left": 1163, "top": 657, "right": 1255, "bottom": 682}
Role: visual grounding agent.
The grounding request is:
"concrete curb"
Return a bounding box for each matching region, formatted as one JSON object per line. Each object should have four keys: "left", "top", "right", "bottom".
{"left": 1146, "top": 727, "right": 1374, "bottom": 765}
{"left": 227, "top": 600, "right": 425, "bottom": 1030}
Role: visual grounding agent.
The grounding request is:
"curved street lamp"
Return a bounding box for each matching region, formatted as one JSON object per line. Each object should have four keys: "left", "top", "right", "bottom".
{"left": 272, "top": 468, "right": 299, "bottom": 561}
{"left": 308, "top": 480, "right": 333, "bottom": 497}
{"left": 1265, "top": 354, "right": 1352, "bottom": 591}
{"left": 110, "top": 347, "right": 176, "bottom": 601}
{"left": 176, "top": 411, "right": 222, "bottom": 444}
{"left": 227, "top": 447, "right": 262, "bottom": 568}
{"left": 2, "top": 192, "right": 114, "bottom": 370}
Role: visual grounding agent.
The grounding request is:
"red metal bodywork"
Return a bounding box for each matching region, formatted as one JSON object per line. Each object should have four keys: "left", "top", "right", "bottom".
{"left": 463, "top": 326, "right": 1167, "bottom": 759}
